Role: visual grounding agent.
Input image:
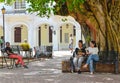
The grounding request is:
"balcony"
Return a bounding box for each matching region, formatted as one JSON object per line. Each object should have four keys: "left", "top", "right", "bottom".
{"left": 6, "top": 9, "right": 26, "bottom": 14}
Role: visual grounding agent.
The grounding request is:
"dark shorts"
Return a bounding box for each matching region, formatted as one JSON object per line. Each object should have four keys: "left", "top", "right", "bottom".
{"left": 69, "top": 44, "right": 73, "bottom": 49}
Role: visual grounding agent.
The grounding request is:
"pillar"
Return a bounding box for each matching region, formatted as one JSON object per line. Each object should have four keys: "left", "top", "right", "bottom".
{"left": 75, "top": 26, "right": 82, "bottom": 48}
{"left": 52, "top": 28, "right": 59, "bottom": 51}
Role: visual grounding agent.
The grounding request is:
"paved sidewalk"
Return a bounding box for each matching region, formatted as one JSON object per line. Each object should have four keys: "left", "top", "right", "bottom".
{"left": 0, "top": 51, "right": 120, "bottom": 83}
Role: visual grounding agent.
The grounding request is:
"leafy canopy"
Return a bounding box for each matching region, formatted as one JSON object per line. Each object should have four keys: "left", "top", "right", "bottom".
{"left": 0, "top": 0, "right": 85, "bottom": 17}
{"left": 0, "top": 0, "right": 23, "bottom": 5}
{"left": 26, "top": 0, "right": 85, "bottom": 17}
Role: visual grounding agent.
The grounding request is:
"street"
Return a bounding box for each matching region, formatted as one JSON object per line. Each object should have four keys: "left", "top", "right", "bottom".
{"left": 0, "top": 51, "right": 120, "bottom": 83}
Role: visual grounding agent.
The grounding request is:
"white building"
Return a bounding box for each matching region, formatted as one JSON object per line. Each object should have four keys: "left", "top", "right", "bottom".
{"left": 0, "top": 1, "right": 84, "bottom": 51}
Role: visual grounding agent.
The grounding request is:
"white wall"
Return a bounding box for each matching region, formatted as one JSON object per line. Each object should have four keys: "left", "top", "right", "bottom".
{"left": 0, "top": 13, "right": 82, "bottom": 51}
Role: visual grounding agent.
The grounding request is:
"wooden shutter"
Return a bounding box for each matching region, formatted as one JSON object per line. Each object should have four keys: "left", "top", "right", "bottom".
{"left": 14, "top": 27, "right": 21, "bottom": 42}
{"left": 49, "top": 27, "right": 52, "bottom": 43}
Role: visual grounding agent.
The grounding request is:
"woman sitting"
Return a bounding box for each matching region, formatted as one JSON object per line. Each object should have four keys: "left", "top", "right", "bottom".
{"left": 83, "top": 41, "right": 99, "bottom": 74}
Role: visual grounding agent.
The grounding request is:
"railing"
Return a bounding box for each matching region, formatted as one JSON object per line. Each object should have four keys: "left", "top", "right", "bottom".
{"left": 6, "top": 9, "right": 26, "bottom": 14}
{"left": 34, "top": 46, "right": 53, "bottom": 58}
{"left": 98, "top": 51, "right": 119, "bottom": 73}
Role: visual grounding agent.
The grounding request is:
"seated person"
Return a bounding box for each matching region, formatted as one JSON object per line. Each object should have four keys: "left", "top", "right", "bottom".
{"left": 83, "top": 41, "right": 99, "bottom": 74}
{"left": 70, "top": 40, "right": 86, "bottom": 74}
{"left": 33, "top": 47, "right": 41, "bottom": 58}
{"left": 5, "top": 42, "right": 28, "bottom": 68}
{"left": 20, "top": 39, "right": 30, "bottom": 51}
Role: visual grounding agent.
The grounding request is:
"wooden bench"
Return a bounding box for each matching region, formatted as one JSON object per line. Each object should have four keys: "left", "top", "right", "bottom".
{"left": 1, "top": 49, "right": 16, "bottom": 69}
{"left": 62, "top": 59, "right": 120, "bottom": 73}
{"left": 62, "top": 51, "right": 119, "bottom": 73}
{"left": 0, "top": 45, "right": 31, "bottom": 68}
{"left": 98, "top": 51, "right": 119, "bottom": 73}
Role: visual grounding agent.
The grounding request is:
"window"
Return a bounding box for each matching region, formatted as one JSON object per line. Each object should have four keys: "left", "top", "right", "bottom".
{"left": 49, "top": 27, "right": 52, "bottom": 43}
{"left": 38, "top": 27, "right": 41, "bottom": 46}
{"left": 60, "top": 26, "right": 62, "bottom": 43}
{"left": 73, "top": 26, "right": 76, "bottom": 36}
{"left": 14, "top": 0, "right": 26, "bottom": 9}
{"left": 14, "top": 27, "right": 21, "bottom": 42}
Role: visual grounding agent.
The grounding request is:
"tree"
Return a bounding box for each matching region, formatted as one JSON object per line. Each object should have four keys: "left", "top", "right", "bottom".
{"left": 55, "top": 0, "right": 120, "bottom": 53}
{"left": 1, "top": 0, "right": 120, "bottom": 54}
{"left": 27, "top": 0, "right": 120, "bottom": 53}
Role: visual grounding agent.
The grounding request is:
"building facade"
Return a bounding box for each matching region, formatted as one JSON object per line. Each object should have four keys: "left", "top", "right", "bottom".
{"left": 0, "top": 1, "right": 84, "bottom": 51}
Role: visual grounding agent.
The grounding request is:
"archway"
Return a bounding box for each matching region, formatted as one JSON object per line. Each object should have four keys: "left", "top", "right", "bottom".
{"left": 58, "top": 23, "right": 76, "bottom": 50}
{"left": 11, "top": 24, "right": 28, "bottom": 45}
{"left": 37, "top": 24, "right": 52, "bottom": 46}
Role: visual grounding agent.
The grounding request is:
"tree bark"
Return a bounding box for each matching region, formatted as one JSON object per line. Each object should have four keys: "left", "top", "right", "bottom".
{"left": 67, "top": 0, "right": 120, "bottom": 54}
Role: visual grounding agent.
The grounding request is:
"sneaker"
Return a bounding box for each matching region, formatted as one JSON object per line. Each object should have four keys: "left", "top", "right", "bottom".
{"left": 77, "top": 70, "right": 81, "bottom": 74}
{"left": 90, "top": 72, "right": 93, "bottom": 75}
{"left": 70, "top": 70, "right": 74, "bottom": 73}
{"left": 23, "top": 65, "right": 28, "bottom": 69}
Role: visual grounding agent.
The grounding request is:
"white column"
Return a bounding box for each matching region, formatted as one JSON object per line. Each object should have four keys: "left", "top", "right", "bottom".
{"left": 4, "top": 25, "right": 7, "bottom": 43}
{"left": 25, "top": 2, "right": 30, "bottom": 14}
{"left": 28, "top": 27, "right": 34, "bottom": 48}
{"left": 52, "top": 28, "right": 59, "bottom": 51}
{"left": 5, "top": 25, "right": 11, "bottom": 43}
{"left": 75, "top": 26, "right": 82, "bottom": 48}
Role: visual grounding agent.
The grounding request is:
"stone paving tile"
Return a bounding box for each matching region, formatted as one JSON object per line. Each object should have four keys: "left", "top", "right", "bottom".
{"left": 0, "top": 55, "right": 120, "bottom": 83}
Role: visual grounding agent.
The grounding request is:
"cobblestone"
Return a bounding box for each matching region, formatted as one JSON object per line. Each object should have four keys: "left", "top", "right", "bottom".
{"left": 0, "top": 52, "right": 120, "bottom": 83}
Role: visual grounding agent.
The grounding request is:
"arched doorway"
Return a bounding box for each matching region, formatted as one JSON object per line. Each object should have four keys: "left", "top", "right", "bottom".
{"left": 59, "top": 23, "right": 76, "bottom": 50}
{"left": 12, "top": 24, "right": 28, "bottom": 44}
{"left": 38, "top": 24, "right": 52, "bottom": 46}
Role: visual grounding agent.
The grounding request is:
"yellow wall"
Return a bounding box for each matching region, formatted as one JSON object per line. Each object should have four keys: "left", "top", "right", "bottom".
{"left": 40, "top": 24, "right": 52, "bottom": 46}
{"left": 59, "top": 23, "right": 76, "bottom": 49}
{"left": 0, "top": 26, "right": 3, "bottom": 37}
{"left": 12, "top": 24, "right": 52, "bottom": 46}
{"left": 21, "top": 25, "right": 28, "bottom": 42}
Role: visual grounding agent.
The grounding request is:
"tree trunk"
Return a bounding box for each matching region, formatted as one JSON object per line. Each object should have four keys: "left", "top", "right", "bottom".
{"left": 69, "top": 0, "right": 120, "bottom": 54}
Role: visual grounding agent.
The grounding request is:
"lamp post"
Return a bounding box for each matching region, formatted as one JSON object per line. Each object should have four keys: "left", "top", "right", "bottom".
{"left": 1, "top": 6, "right": 6, "bottom": 48}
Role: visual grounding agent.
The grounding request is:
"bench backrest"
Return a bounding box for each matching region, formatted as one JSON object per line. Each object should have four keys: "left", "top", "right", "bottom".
{"left": 11, "top": 45, "right": 21, "bottom": 54}
{"left": 1, "top": 48, "right": 8, "bottom": 56}
{"left": 99, "top": 51, "right": 118, "bottom": 63}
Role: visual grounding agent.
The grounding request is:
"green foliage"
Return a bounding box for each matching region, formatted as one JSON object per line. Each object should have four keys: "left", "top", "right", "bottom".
{"left": 86, "top": 35, "right": 91, "bottom": 42}
{"left": 27, "top": 0, "right": 54, "bottom": 17}
{"left": 68, "top": 0, "right": 85, "bottom": 12}
{"left": 0, "top": 0, "right": 24, "bottom": 5}
{"left": 27, "top": 0, "right": 85, "bottom": 17}
{"left": 0, "top": 0, "right": 85, "bottom": 17}
{"left": 6, "top": 0, "right": 15, "bottom": 5}
{"left": 0, "top": 0, "right": 4, "bottom": 2}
